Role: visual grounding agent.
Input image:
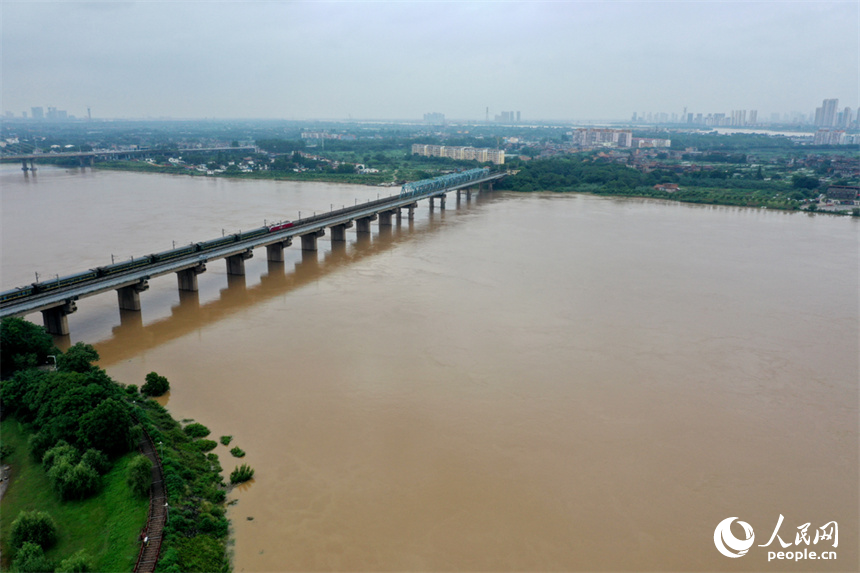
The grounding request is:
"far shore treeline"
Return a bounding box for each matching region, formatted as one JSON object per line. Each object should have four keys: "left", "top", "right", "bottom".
{"left": 3, "top": 120, "right": 856, "bottom": 214}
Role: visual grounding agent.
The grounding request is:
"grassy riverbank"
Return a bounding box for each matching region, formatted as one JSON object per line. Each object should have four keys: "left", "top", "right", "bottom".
{"left": 0, "top": 418, "right": 147, "bottom": 572}
{"left": 0, "top": 318, "right": 234, "bottom": 572}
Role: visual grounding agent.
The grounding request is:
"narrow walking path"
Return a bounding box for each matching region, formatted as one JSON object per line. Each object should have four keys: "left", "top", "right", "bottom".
{"left": 133, "top": 431, "right": 166, "bottom": 573}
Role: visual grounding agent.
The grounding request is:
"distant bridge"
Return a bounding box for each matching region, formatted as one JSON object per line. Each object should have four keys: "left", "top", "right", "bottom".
{"left": 0, "top": 169, "right": 507, "bottom": 335}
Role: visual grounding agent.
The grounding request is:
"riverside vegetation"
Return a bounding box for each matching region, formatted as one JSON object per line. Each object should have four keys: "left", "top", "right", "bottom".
{"left": 0, "top": 317, "right": 252, "bottom": 572}
{"left": 3, "top": 119, "right": 855, "bottom": 211}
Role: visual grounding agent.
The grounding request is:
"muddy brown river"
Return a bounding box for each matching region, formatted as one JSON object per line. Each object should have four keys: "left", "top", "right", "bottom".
{"left": 2, "top": 165, "right": 857, "bottom": 570}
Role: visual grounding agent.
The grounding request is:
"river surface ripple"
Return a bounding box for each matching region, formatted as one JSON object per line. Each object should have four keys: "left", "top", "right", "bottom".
{"left": 2, "top": 166, "right": 857, "bottom": 571}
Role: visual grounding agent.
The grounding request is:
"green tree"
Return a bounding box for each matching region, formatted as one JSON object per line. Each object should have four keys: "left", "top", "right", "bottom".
{"left": 10, "top": 510, "right": 58, "bottom": 550}
{"left": 127, "top": 454, "right": 153, "bottom": 497}
{"left": 56, "top": 550, "right": 94, "bottom": 573}
{"left": 77, "top": 398, "right": 133, "bottom": 457}
{"left": 792, "top": 174, "right": 820, "bottom": 190}
{"left": 12, "top": 542, "right": 53, "bottom": 573}
{"left": 141, "top": 371, "right": 170, "bottom": 396}
{"left": 56, "top": 342, "right": 99, "bottom": 373}
{"left": 0, "top": 317, "right": 58, "bottom": 378}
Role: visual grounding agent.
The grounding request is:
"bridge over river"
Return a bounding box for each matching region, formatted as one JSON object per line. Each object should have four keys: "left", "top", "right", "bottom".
{"left": 0, "top": 169, "right": 506, "bottom": 335}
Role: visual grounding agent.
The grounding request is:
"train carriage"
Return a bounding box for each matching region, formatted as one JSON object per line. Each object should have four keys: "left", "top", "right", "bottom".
{"left": 98, "top": 257, "right": 153, "bottom": 277}
{"left": 151, "top": 244, "right": 197, "bottom": 263}
{"left": 0, "top": 286, "right": 35, "bottom": 304}
{"left": 197, "top": 235, "right": 239, "bottom": 252}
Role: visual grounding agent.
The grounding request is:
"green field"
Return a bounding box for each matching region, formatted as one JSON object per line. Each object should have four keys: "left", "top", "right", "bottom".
{"left": 0, "top": 418, "right": 148, "bottom": 572}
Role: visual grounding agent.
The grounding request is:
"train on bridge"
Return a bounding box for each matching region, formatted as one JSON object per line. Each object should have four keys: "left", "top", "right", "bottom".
{"left": 2, "top": 167, "right": 499, "bottom": 307}
{"left": 0, "top": 221, "right": 297, "bottom": 304}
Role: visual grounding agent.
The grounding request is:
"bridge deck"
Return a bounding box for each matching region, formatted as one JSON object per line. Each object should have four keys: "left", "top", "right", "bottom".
{"left": 0, "top": 173, "right": 505, "bottom": 318}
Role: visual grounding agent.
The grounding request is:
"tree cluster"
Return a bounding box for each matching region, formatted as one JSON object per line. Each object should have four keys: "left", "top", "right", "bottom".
{"left": 0, "top": 319, "right": 138, "bottom": 503}
{"left": 141, "top": 371, "right": 169, "bottom": 397}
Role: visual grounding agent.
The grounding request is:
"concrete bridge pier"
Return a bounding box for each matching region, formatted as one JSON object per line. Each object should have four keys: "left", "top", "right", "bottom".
{"left": 177, "top": 263, "right": 206, "bottom": 291}
{"left": 117, "top": 279, "right": 150, "bottom": 311}
{"left": 42, "top": 300, "right": 77, "bottom": 336}
{"left": 439, "top": 194, "right": 447, "bottom": 210}
{"left": 331, "top": 221, "right": 353, "bottom": 242}
{"left": 378, "top": 210, "right": 395, "bottom": 227}
{"left": 301, "top": 229, "right": 325, "bottom": 251}
{"left": 406, "top": 203, "right": 417, "bottom": 220}
{"left": 265, "top": 238, "right": 292, "bottom": 262}
{"left": 226, "top": 250, "right": 253, "bottom": 275}
{"left": 21, "top": 159, "right": 36, "bottom": 172}
{"left": 356, "top": 214, "right": 377, "bottom": 234}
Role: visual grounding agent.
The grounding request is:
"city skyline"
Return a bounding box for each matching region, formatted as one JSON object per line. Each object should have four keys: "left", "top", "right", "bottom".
{"left": 2, "top": 1, "right": 857, "bottom": 121}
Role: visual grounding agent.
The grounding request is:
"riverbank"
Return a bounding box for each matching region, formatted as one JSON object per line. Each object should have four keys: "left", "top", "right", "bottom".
{"left": 0, "top": 318, "right": 235, "bottom": 572}
{"left": 94, "top": 160, "right": 391, "bottom": 186}
{"left": 91, "top": 159, "right": 859, "bottom": 215}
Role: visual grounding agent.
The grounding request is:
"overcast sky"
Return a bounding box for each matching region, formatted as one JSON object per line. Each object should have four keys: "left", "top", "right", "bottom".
{"left": 2, "top": 1, "right": 857, "bottom": 121}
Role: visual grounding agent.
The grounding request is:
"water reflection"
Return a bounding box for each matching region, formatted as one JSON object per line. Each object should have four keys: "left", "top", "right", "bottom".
{"left": 96, "top": 214, "right": 461, "bottom": 366}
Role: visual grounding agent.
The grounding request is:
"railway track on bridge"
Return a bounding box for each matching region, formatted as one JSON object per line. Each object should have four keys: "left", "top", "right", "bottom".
{"left": 0, "top": 170, "right": 507, "bottom": 334}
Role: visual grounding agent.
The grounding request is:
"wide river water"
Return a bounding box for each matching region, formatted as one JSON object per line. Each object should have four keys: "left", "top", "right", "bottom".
{"left": 1, "top": 165, "right": 857, "bottom": 571}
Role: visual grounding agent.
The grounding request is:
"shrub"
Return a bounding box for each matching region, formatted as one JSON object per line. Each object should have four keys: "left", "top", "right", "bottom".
{"left": 125, "top": 384, "right": 139, "bottom": 395}
{"left": 230, "top": 463, "right": 255, "bottom": 484}
{"left": 10, "top": 510, "right": 58, "bottom": 549}
{"left": 47, "top": 458, "right": 101, "bottom": 500}
{"left": 141, "top": 371, "right": 170, "bottom": 396}
{"left": 81, "top": 448, "right": 110, "bottom": 475}
{"left": 42, "top": 442, "right": 79, "bottom": 471}
{"left": 56, "top": 549, "right": 94, "bottom": 573}
{"left": 127, "top": 454, "right": 153, "bottom": 497}
{"left": 184, "top": 423, "right": 210, "bottom": 438}
{"left": 0, "top": 443, "right": 13, "bottom": 461}
{"left": 12, "top": 542, "right": 53, "bottom": 573}
{"left": 219, "top": 435, "right": 232, "bottom": 446}
{"left": 229, "top": 447, "right": 245, "bottom": 458}
{"left": 194, "top": 439, "right": 218, "bottom": 452}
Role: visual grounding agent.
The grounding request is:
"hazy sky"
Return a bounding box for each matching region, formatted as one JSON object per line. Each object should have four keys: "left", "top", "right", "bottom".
{"left": 2, "top": 1, "right": 857, "bottom": 121}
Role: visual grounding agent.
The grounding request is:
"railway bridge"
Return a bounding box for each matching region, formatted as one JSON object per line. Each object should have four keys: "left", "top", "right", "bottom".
{"left": 0, "top": 169, "right": 507, "bottom": 335}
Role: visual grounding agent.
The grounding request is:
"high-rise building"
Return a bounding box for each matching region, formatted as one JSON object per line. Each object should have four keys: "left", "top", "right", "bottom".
{"left": 31, "top": 107, "right": 44, "bottom": 119}
{"left": 748, "top": 110, "right": 757, "bottom": 125}
{"left": 815, "top": 99, "right": 839, "bottom": 127}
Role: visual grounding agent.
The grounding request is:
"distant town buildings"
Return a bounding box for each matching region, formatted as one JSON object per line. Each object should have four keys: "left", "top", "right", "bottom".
{"left": 411, "top": 144, "right": 505, "bottom": 165}
{"left": 423, "top": 112, "right": 445, "bottom": 125}
{"left": 301, "top": 131, "right": 356, "bottom": 141}
{"left": 495, "top": 111, "right": 521, "bottom": 123}
{"left": 27, "top": 106, "right": 69, "bottom": 120}
{"left": 569, "top": 128, "right": 633, "bottom": 148}
{"left": 813, "top": 129, "right": 860, "bottom": 145}
{"left": 632, "top": 98, "right": 858, "bottom": 129}
{"left": 565, "top": 128, "right": 670, "bottom": 149}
